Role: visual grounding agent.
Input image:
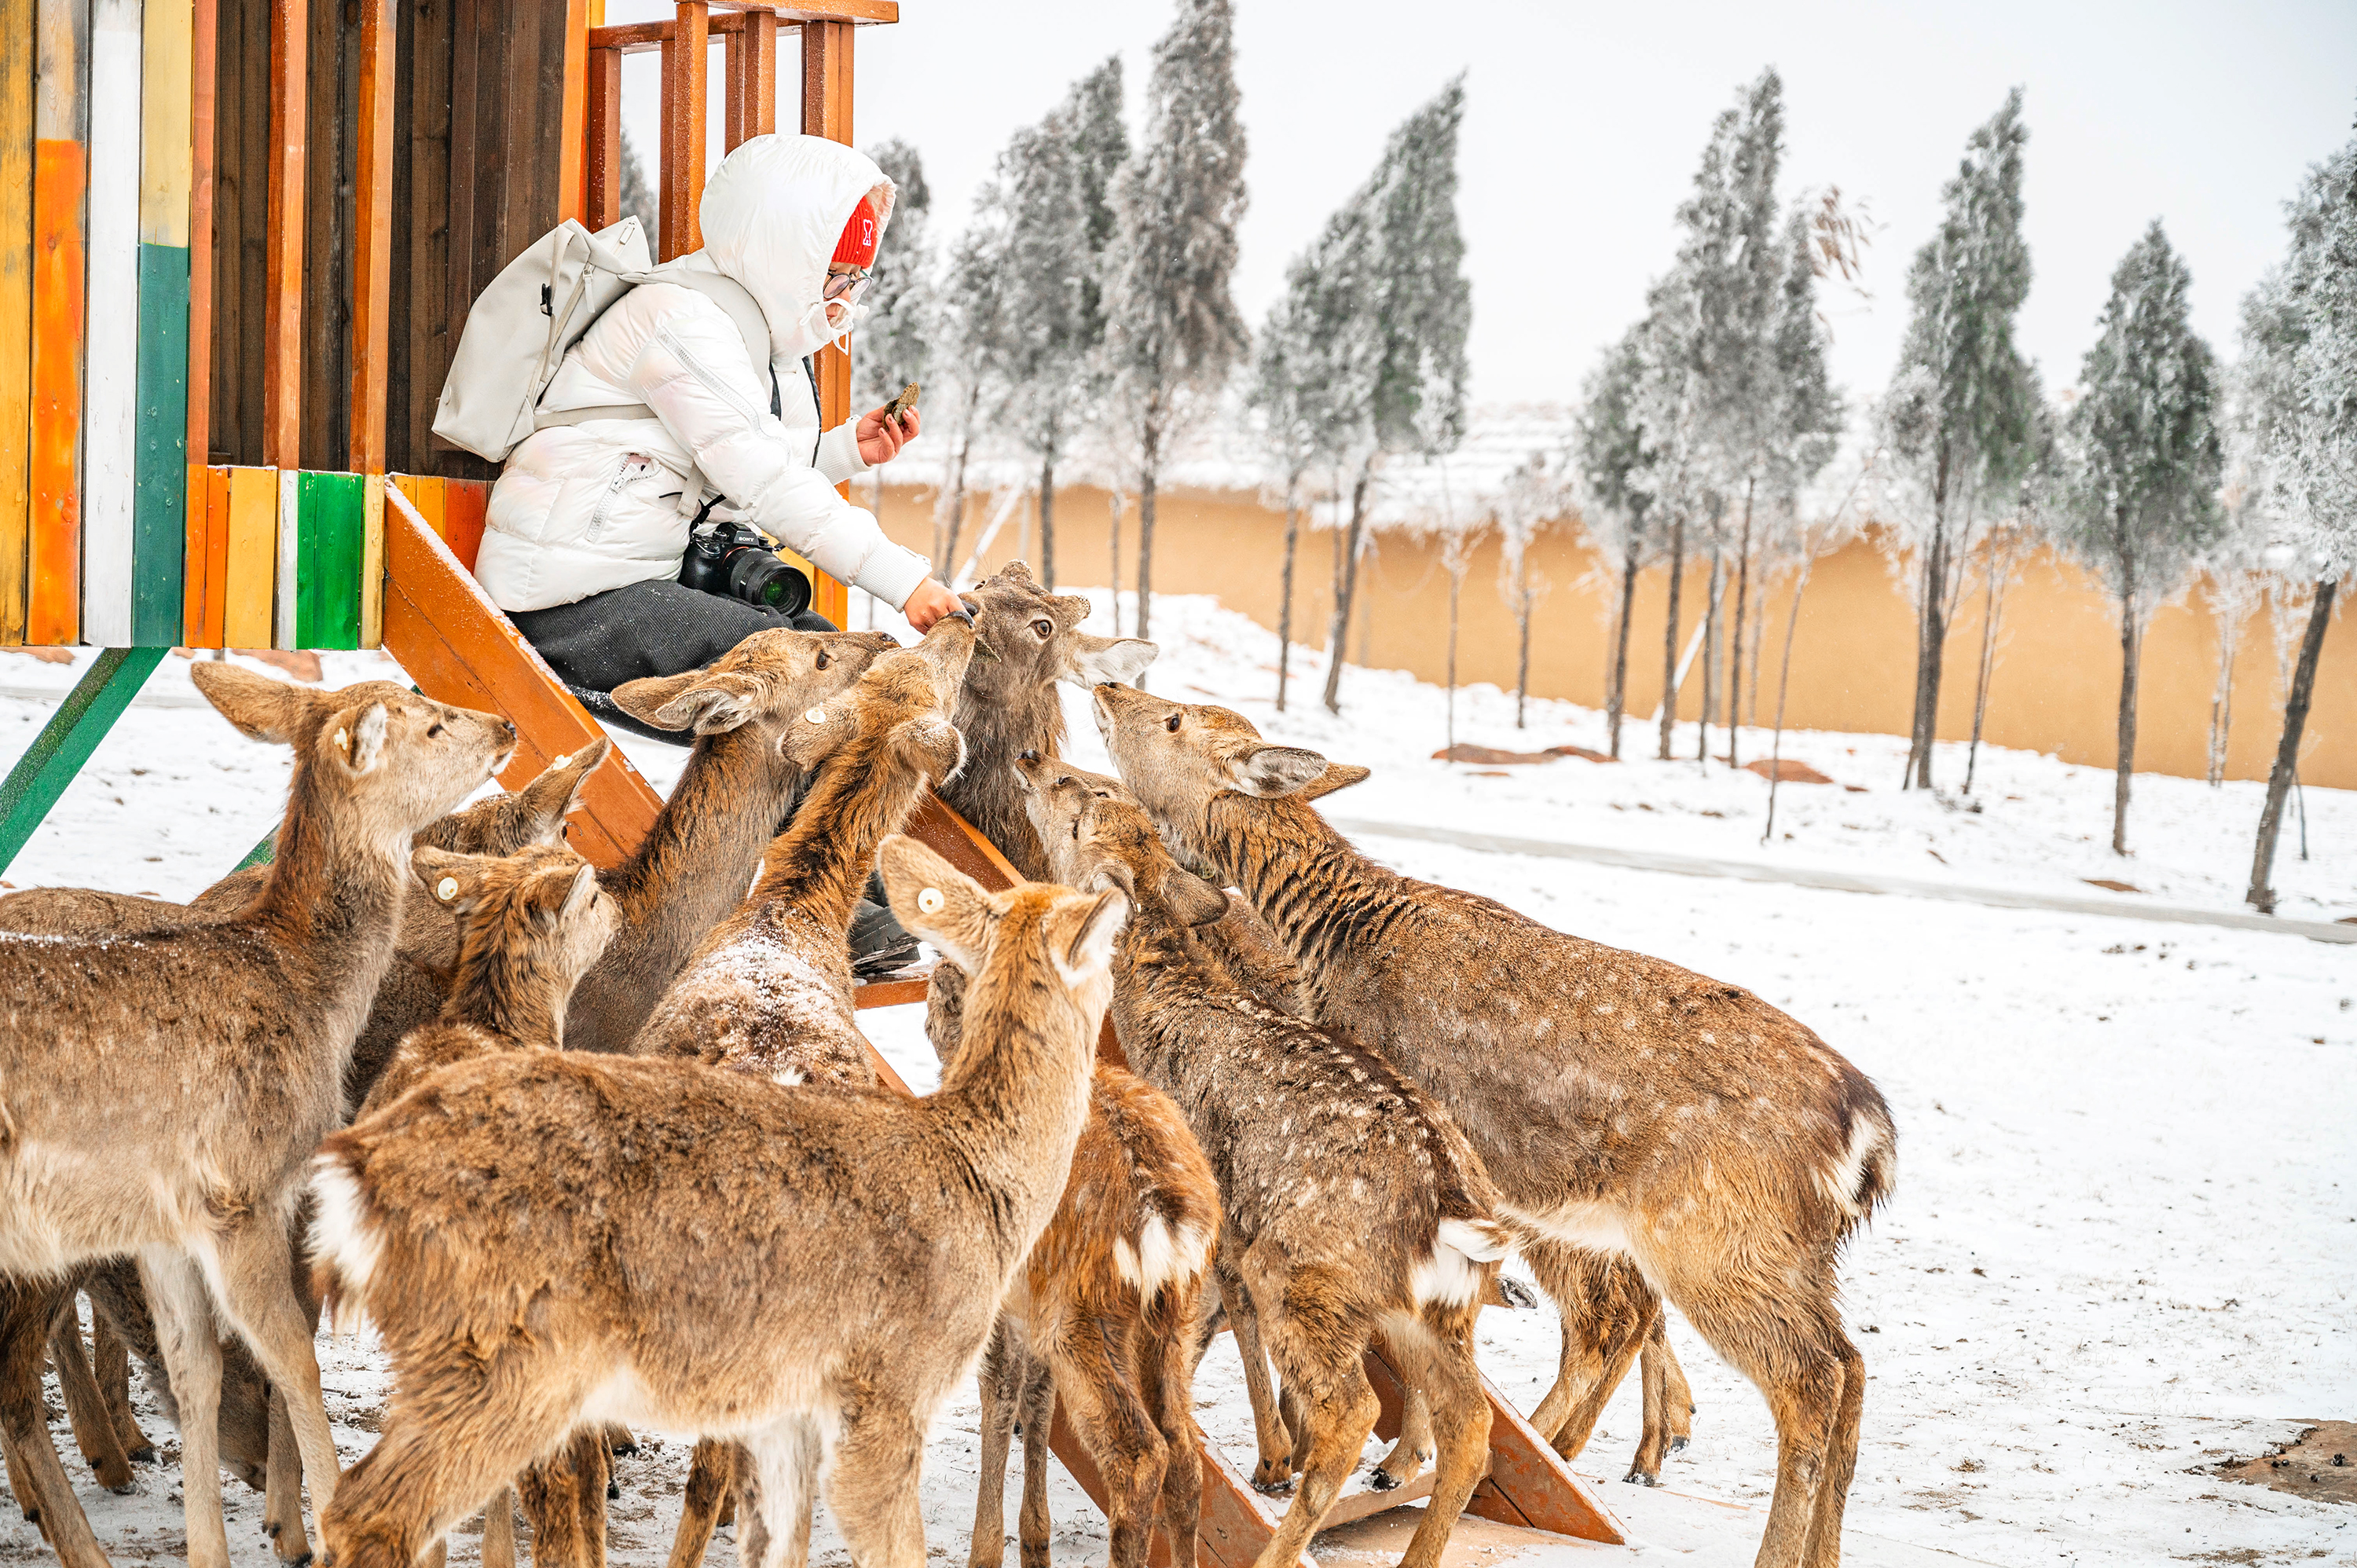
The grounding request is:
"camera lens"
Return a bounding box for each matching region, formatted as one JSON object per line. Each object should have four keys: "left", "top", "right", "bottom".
{"left": 727, "top": 548, "right": 812, "bottom": 615}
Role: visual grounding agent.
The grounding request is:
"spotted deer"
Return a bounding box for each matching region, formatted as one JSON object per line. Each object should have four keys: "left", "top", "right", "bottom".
{"left": 310, "top": 834, "right": 1124, "bottom": 1568}
{"left": 0, "top": 667, "right": 515, "bottom": 1568}
{"left": 1021, "top": 757, "right": 1509, "bottom": 1568}
{"left": 1094, "top": 686, "right": 1897, "bottom": 1568}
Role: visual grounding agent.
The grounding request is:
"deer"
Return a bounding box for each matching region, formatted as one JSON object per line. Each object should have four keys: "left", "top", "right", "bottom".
{"left": 1019, "top": 756, "right": 1511, "bottom": 1568}
{"left": 0, "top": 666, "right": 514, "bottom": 1568}
{"left": 310, "top": 833, "right": 1126, "bottom": 1568}
{"left": 1092, "top": 685, "right": 1898, "bottom": 1568}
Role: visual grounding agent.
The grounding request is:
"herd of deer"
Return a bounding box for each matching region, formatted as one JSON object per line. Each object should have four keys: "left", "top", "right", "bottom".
{"left": 0, "top": 562, "right": 1897, "bottom": 1568}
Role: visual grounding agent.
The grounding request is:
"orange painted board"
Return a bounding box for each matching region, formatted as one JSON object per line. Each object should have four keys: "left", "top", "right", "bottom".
{"left": 558, "top": 0, "right": 589, "bottom": 224}
{"left": 222, "top": 464, "right": 276, "bottom": 648}
{"left": 1462, "top": 1369, "right": 1624, "bottom": 1543}
{"left": 392, "top": 471, "right": 446, "bottom": 537}
{"left": 27, "top": 137, "right": 83, "bottom": 645}
{"left": 442, "top": 476, "right": 487, "bottom": 573}
{"left": 197, "top": 463, "right": 229, "bottom": 646}
{"left": 184, "top": 0, "right": 216, "bottom": 642}
{"left": 0, "top": 0, "right": 31, "bottom": 647}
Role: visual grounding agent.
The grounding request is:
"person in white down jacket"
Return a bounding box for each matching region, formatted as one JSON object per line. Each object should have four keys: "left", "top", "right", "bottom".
{"left": 478, "top": 134, "right": 964, "bottom": 694}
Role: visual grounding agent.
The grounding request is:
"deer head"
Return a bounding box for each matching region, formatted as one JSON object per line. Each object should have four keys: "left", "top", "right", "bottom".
{"left": 422, "top": 735, "right": 613, "bottom": 855}
{"left": 609, "top": 627, "right": 898, "bottom": 748}
{"left": 959, "top": 561, "right": 1155, "bottom": 702}
{"left": 879, "top": 833, "right": 1127, "bottom": 1010}
{"left": 412, "top": 842, "right": 620, "bottom": 1008}
{"left": 786, "top": 616, "right": 977, "bottom": 782}
{"left": 1091, "top": 683, "right": 1370, "bottom": 855}
{"left": 1014, "top": 757, "right": 1228, "bottom": 929}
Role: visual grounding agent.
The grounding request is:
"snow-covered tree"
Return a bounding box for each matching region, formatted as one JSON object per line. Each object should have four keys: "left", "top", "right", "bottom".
{"left": 2055, "top": 222, "right": 2224, "bottom": 857}
{"left": 992, "top": 60, "right": 1127, "bottom": 591}
{"left": 1318, "top": 75, "right": 1474, "bottom": 714}
{"left": 932, "top": 216, "right": 1014, "bottom": 577}
{"left": 2236, "top": 130, "right": 2357, "bottom": 913}
{"left": 1494, "top": 450, "right": 1562, "bottom": 727}
{"left": 1880, "top": 88, "right": 2037, "bottom": 791}
{"left": 856, "top": 139, "right": 935, "bottom": 538}
{"left": 1102, "top": 0, "right": 1248, "bottom": 644}
{"left": 618, "top": 127, "right": 657, "bottom": 240}
{"left": 1576, "top": 321, "right": 1657, "bottom": 757}
{"left": 1962, "top": 389, "right": 2057, "bottom": 795}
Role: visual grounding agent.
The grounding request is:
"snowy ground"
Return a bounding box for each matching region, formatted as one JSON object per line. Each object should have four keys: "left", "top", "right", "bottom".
{"left": 1, "top": 595, "right": 2351, "bottom": 1568}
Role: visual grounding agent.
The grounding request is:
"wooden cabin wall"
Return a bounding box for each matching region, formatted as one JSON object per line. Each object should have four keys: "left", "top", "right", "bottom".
{"left": 207, "top": 0, "right": 268, "bottom": 465}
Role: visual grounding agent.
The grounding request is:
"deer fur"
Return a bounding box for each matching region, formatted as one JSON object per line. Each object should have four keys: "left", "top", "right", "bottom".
{"left": 558, "top": 627, "right": 899, "bottom": 1054}
{"left": 310, "top": 834, "right": 1124, "bottom": 1568}
{"left": 1021, "top": 756, "right": 1508, "bottom": 1568}
{"left": 0, "top": 667, "right": 513, "bottom": 1568}
{"left": 1093, "top": 686, "right": 1897, "bottom": 1568}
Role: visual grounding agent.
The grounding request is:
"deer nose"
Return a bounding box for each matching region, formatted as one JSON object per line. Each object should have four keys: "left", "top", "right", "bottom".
{"left": 1018, "top": 749, "right": 1040, "bottom": 763}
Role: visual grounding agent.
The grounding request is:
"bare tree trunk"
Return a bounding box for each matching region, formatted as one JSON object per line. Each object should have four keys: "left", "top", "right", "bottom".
{"left": 1699, "top": 548, "right": 1724, "bottom": 769}
{"left": 1514, "top": 553, "right": 1533, "bottom": 730}
{"left": 1446, "top": 566, "right": 1461, "bottom": 753}
{"left": 1761, "top": 552, "right": 1823, "bottom": 846}
{"left": 1658, "top": 516, "right": 1685, "bottom": 761}
{"left": 1275, "top": 476, "right": 1300, "bottom": 713}
{"left": 2207, "top": 603, "right": 2238, "bottom": 787}
{"left": 1135, "top": 419, "right": 1161, "bottom": 644}
{"left": 1747, "top": 563, "right": 1769, "bottom": 727}
{"left": 1358, "top": 548, "right": 1376, "bottom": 667}
{"left": 1728, "top": 483, "right": 1754, "bottom": 769}
{"left": 1905, "top": 449, "right": 1955, "bottom": 790}
{"left": 1607, "top": 541, "right": 1640, "bottom": 759}
{"left": 2246, "top": 578, "right": 2334, "bottom": 913}
{"left": 2111, "top": 586, "right": 2141, "bottom": 858}
{"left": 1963, "top": 556, "right": 2011, "bottom": 796}
{"left": 1037, "top": 453, "right": 1056, "bottom": 588}
{"left": 937, "top": 430, "right": 976, "bottom": 582}
{"left": 1321, "top": 466, "right": 1373, "bottom": 714}
{"left": 1107, "top": 490, "right": 1125, "bottom": 636}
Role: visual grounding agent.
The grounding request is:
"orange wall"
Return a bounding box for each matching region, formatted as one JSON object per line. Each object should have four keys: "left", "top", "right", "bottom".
{"left": 873, "top": 483, "right": 2354, "bottom": 791}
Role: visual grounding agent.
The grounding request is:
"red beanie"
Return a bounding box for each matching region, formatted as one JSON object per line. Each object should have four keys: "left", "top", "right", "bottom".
{"left": 832, "top": 196, "right": 880, "bottom": 268}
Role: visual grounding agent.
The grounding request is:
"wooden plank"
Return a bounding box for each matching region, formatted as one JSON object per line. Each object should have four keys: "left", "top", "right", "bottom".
{"left": 295, "top": 469, "right": 361, "bottom": 649}
{"left": 1462, "top": 1368, "right": 1623, "bottom": 1543}
{"left": 381, "top": 477, "right": 661, "bottom": 867}
{"left": 442, "top": 474, "right": 486, "bottom": 572}
{"left": 136, "top": 0, "right": 194, "bottom": 648}
{"left": 358, "top": 469, "right": 382, "bottom": 647}
{"left": 590, "top": 10, "right": 746, "bottom": 52}
{"left": 221, "top": 462, "right": 273, "bottom": 646}
{"left": 261, "top": 0, "right": 302, "bottom": 469}
{"left": 0, "top": 0, "right": 32, "bottom": 646}
{"left": 197, "top": 460, "right": 228, "bottom": 645}
{"left": 657, "top": 1, "right": 707, "bottom": 262}
{"left": 29, "top": 2, "right": 85, "bottom": 647}
{"left": 557, "top": 0, "right": 589, "bottom": 223}
{"left": 273, "top": 463, "right": 298, "bottom": 647}
{"left": 182, "top": 0, "right": 214, "bottom": 638}
{"left": 348, "top": 0, "right": 394, "bottom": 474}
{"left": 743, "top": 10, "right": 777, "bottom": 136}
{"left": 901, "top": 792, "right": 1020, "bottom": 892}
{"left": 0, "top": 647, "right": 167, "bottom": 874}
{"left": 585, "top": 45, "right": 619, "bottom": 230}
{"left": 1046, "top": 1398, "right": 1277, "bottom": 1568}
{"left": 393, "top": 469, "right": 446, "bottom": 538}
{"left": 722, "top": 19, "right": 746, "bottom": 150}
{"left": 81, "top": 0, "right": 141, "bottom": 646}
{"left": 398, "top": 0, "right": 451, "bottom": 473}
{"left": 296, "top": 0, "right": 341, "bottom": 471}
{"left": 802, "top": 15, "right": 852, "bottom": 631}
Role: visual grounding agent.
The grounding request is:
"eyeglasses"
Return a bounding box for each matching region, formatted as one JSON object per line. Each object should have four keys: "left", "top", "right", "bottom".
{"left": 823, "top": 266, "right": 871, "bottom": 304}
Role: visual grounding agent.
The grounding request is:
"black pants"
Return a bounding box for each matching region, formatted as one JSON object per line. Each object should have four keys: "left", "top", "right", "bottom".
{"left": 509, "top": 577, "right": 838, "bottom": 693}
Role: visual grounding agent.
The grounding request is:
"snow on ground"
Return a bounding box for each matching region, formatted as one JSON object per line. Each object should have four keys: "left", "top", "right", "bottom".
{"left": 2, "top": 599, "right": 2351, "bottom": 1568}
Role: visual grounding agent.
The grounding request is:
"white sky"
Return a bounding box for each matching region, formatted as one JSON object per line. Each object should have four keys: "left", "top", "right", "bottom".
{"left": 608, "top": 0, "right": 2357, "bottom": 411}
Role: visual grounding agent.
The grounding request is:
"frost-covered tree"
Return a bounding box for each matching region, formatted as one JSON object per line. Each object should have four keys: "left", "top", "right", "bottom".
{"left": 1576, "top": 321, "right": 1657, "bottom": 758}
{"left": 1494, "top": 450, "right": 1562, "bottom": 727}
{"left": 1881, "top": 88, "right": 2037, "bottom": 791}
{"left": 1102, "top": 0, "right": 1248, "bottom": 643}
{"left": 2055, "top": 222, "right": 2223, "bottom": 857}
{"left": 992, "top": 60, "right": 1127, "bottom": 590}
{"left": 856, "top": 139, "right": 935, "bottom": 537}
{"left": 1962, "top": 390, "right": 2056, "bottom": 795}
{"left": 2237, "top": 130, "right": 2357, "bottom": 913}
{"left": 618, "top": 127, "right": 658, "bottom": 240}
{"left": 2201, "top": 378, "right": 2285, "bottom": 788}
{"left": 1318, "top": 75, "right": 1473, "bottom": 713}
{"left": 933, "top": 216, "right": 1014, "bottom": 577}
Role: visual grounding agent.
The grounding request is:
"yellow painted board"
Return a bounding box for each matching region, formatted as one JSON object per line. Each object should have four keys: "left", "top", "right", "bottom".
{"left": 359, "top": 470, "right": 383, "bottom": 647}
{"left": 222, "top": 463, "right": 274, "bottom": 648}
{"left": 393, "top": 471, "right": 445, "bottom": 538}
{"left": 140, "top": 0, "right": 191, "bottom": 245}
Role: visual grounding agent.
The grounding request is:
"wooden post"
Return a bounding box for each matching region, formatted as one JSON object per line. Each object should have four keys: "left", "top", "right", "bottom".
{"left": 182, "top": 0, "right": 215, "bottom": 642}
{"left": 81, "top": 0, "right": 140, "bottom": 646}
{"left": 558, "top": 0, "right": 590, "bottom": 225}
{"left": 349, "top": 0, "right": 394, "bottom": 476}
{"left": 585, "top": 43, "right": 620, "bottom": 231}
{"left": 657, "top": 1, "right": 707, "bottom": 262}
{"left": 132, "top": 0, "right": 194, "bottom": 648}
{"left": 0, "top": 0, "right": 34, "bottom": 646}
{"left": 260, "top": 0, "right": 302, "bottom": 470}
{"left": 27, "top": 0, "right": 87, "bottom": 645}
{"left": 801, "top": 15, "right": 852, "bottom": 628}
{"left": 0, "top": 647, "right": 167, "bottom": 874}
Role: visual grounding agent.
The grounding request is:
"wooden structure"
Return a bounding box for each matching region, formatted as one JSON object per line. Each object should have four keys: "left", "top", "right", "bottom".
{"left": 0, "top": 2, "right": 1625, "bottom": 1560}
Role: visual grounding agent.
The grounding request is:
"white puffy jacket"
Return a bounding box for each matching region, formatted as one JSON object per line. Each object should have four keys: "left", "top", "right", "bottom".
{"left": 475, "top": 135, "right": 934, "bottom": 615}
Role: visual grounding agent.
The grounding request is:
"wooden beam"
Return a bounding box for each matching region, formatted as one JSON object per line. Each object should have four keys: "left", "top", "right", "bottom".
{"left": 27, "top": 0, "right": 86, "bottom": 646}
{"left": 742, "top": 9, "right": 776, "bottom": 137}
{"left": 0, "top": 0, "right": 34, "bottom": 646}
{"left": 348, "top": 0, "right": 394, "bottom": 474}
{"left": 585, "top": 45, "right": 620, "bottom": 231}
{"left": 183, "top": 0, "right": 217, "bottom": 641}
{"left": 0, "top": 648, "right": 167, "bottom": 874}
{"left": 557, "top": 0, "right": 590, "bottom": 225}
{"left": 260, "top": 0, "right": 302, "bottom": 469}
{"left": 134, "top": 0, "right": 194, "bottom": 647}
{"left": 656, "top": 1, "right": 707, "bottom": 262}
{"left": 801, "top": 16, "right": 852, "bottom": 628}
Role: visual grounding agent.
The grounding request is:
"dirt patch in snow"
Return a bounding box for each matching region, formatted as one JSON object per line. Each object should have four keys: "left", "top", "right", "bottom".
{"left": 2211, "top": 1420, "right": 2357, "bottom": 1507}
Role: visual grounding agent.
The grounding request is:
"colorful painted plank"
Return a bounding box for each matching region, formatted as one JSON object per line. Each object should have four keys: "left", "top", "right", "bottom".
{"left": 392, "top": 471, "right": 445, "bottom": 539}
{"left": 134, "top": 0, "right": 193, "bottom": 647}
{"left": 196, "top": 461, "right": 229, "bottom": 646}
{"left": 183, "top": 0, "right": 216, "bottom": 643}
{"left": 442, "top": 475, "right": 487, "bottom": 573}
{"left": 0, "top": 647, "right": 166, "bottom": 874}
{"left": 0, "top": 0, "right": 31, "bottom": 647}
{"left": 295, "top": 468, "right": 362, "bottom": 650}
{"left": 28, "top": 0, "right": 86, "bottom": 646}
{"left": 273, "top": 464, "right": 299, "bottom": 647}
{"left": 79, "top": 0, "right": 141, "bottom": 646}
{"left": 359, "top": 471, "right": 383, "bottom": 647}
{"left": 221, "top": 463, "right": 274, "bottom": 648}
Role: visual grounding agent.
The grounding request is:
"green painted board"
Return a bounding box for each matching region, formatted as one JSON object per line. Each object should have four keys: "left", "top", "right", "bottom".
{"left": 132, "top": 240, "right": 189, "bottom": 647}
{"left": 0, "top": 647, "right": 167, "bottom": 876}
{"left": 296, "top": 470, "right": 363, "bottom": 650}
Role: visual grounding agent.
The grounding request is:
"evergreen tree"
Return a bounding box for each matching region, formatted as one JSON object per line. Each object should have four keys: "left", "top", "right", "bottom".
{"left": 618, "top": 126, "right": 658, "bottom": 240}
{"left": 1103, "top": 0, "right": 1248, "bottom": 644}
{"left": 1318, "top": 75, "right": 1473, "bottom": 713}
{"left": 933, "top": 216, "right": 1014, "bottom": 578}
{"left": 1963, "top": 388, "right": 2057, "bottom": 795}
{"left": 857, "top": 139, "right": 935, "bottom": 541}
{"left": 1494, "top": 451, "right": 1560, "bottom": 727}
{"left": 1576, "top": 321, "right": 1657, "bottom": 758}
{"left": 2055, "top": 222, "right": 2224, "bottom": 856}
{"left": 2237, "top": 130, "right": 2357, "bottom": 913}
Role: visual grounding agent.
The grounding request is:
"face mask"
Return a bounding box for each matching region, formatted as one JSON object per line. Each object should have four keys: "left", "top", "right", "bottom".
{"left": 777, "top": 296, "right": 868, "bottom": 361}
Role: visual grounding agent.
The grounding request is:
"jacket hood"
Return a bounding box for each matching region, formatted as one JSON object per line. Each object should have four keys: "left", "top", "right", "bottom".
{"left": 695, "top": 134, "right": 896, "bottom": 359}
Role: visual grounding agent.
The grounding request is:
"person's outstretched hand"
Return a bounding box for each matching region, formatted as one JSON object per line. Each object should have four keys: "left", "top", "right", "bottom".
{"left": 856, "top": 403, "right": 921, "bottom": 467}
{"left": 902, "top": 578, "right": 964, "bottom": 633}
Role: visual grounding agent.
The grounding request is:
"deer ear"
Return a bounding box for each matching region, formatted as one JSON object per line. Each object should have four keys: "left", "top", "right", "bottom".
{"left": 613, "top": 670, "right": 764, "bottom": 733}
{"left": 190, "top": 661, "right": 328, "bottom": 744}
{"left": 558, "top": 862, "right": 600, "bottom": 923}
{"left": 1227, "top": 743, "right": 1328, "bottom": 798}
{"left": 1297, "top": 762, "right": 1372, "bottom": 802}
{"left": 517, "top": 736, "right": 612, "bottom": 841}
{"left": 1061, "top": 633, "right": 1156, "bottom": 690}
{"left": 1160, "top": 863, "right": 1230, "bottom": 927}
{"left": 411, "top": 847, "right": 500, "bottom": 915}
{"left": 328, "top": 704, "right": 390, "bottom": 776}
{"left": 779, "top": 700, "right": 856, "bottom": 768}
{"left": 1049, "top": 592, "right": 1092, "bottom": 627}
{"left": 893, "top": 715, "right": 967, "bottom": 784}
{"left": 1045, "top": 887, "right": 1128, "bottom": 987}
{"left": 878, "top": 834, "right": 993, "bottom": 973}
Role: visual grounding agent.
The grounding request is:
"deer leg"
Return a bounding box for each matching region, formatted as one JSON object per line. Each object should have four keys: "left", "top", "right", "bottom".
{"left": 965, "top": 1324, "right": 1019, "bottom": 1568}
{"left": 2, "top": 1424, "right": 38, "bottom": 1527}
{"left": 1521, "top": 1245, "right": 1651, "bottom": 1463}
{"left": 143, "top": 1251, "right": 234, "bottom": 1568}
{"left": 1015, "top": 1350, "right": 1055, "bottom": 1568}
{"left": 2, "top": 1280, "right": 113, "bottom": 1568}
{"left": 1629, "top": 1321, "right": 1670, "bottom": 1485}
{"left": 1135, "top": 1285, "right": 1203, "bottom": 1568}
{"left": 1215, "top": 1256, "right": 1291, "bottom": 1494}
{"left": 49, "top": 1310, "right": 136, "bottom": 1493}
{"left": 266, "top": 1386, "right": 315, "bottom": 1563}
{"left": 1800, "top": 1338, "right": 1865, "bottom": 1568}
{"left": 1043, "top": 1316, "right": 1164, "bottom": 1568}
{"left": 664, "top": 1439, "right": 738, "bottom": 1568}
{"left": 517, "top": 1430, "right": 606, "bottom": 1568}
{"left": 603, "top": 1425, "right": 638, "bottom": 1458}
{"left": 1369, "top": 1376, "right": 1431, "bottom": 1492}
{"left": 90, "top": 1315, "right": 152, "bottom": 1463}
{"left": 741, "top": 1412, "right": 822, "bottom": 1568}
{"left": 482, "top": 1486, "right": 518, "bottom": 1568}
{"left": 1385, "top": 1303, "right": 1492, "bottom": 1568}
{"left": 819, "top": 1400, "right": 926, "bottom": 1568}
{"left": 1659, "top": 1323, "right": 1696, "bottom": 1453}
{"left": 207, "top": 1220, "right": 342, "bottom": 1519}
{"left": 1247, "top": 1264, "right": 1380, "bottom": 1568}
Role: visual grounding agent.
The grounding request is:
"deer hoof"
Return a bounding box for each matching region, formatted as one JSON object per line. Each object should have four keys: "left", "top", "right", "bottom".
{"left": 1368, "top": 1467, "right": 1402, "bottom": 1493}
{"left": 1623, "top": 1470, "right": 1659, "bottom": 1489}
{"left": 127, "top": 1443, "right": 156, "bottom": 1463}
{"left": 1669, "top": 1435, "right": 1689, "bottom": 1453}
{"left": 607, "top": 1478, "right": 621, "bottom": 1500}
{"left": 1250, "top": 1460, "right": 1294, "bottom": 1496}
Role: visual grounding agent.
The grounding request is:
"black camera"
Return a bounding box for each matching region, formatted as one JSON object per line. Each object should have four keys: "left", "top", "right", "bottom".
{"left": 678, "top": 519, "right": 812, "bottom": 614}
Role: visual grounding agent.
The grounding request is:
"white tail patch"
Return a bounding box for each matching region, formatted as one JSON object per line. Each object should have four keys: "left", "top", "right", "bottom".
{"left": 1411, "top": 1217, "right": 1513, "bottom": 1308}
{"left": 1818, "top": 1115, "right": 1894, "bottom": 1219}
{"left": 1113, "top": 1214, "right": 1212, "bottom": 1303}
{"left": 309, "top": 1154, "right": 382, "bottom": 1335}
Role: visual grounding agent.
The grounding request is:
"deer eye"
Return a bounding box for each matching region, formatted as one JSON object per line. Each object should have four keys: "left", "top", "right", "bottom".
{"left": 1164, "top": 713, "right": 1182, "bottom": 733}
{"left": 816, "top": 650, "right": 831, "bottom": 670}
{"left": 1031, "top": 619, "right": 1053, "bottom": 640}
{"left": 1071, "top": 820, "right": 1080, "bottom": 840}
{"left": 427, "top": 722, "right": 446, "bottom": 738}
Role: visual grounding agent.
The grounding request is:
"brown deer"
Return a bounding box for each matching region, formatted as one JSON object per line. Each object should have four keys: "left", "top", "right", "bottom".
{"left": 1020, "top": 756, "right": 1509, "bottom": 1568}
{"left": 310, "top": 833, "right": 1124, "bottom": 1568}
{"left": 0, "top": 667, "right": 514, "bottom": 1568}
{"left": 1093, "top": 686, "right": 1897, "bottom": 1568}
{"left": 559, "top": 626, "right": 899, "bottom": 1054}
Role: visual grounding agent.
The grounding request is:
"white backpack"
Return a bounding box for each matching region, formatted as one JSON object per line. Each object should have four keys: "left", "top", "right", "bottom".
{"left": 431, "top": 215, "right": 773, "bottom": 463}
